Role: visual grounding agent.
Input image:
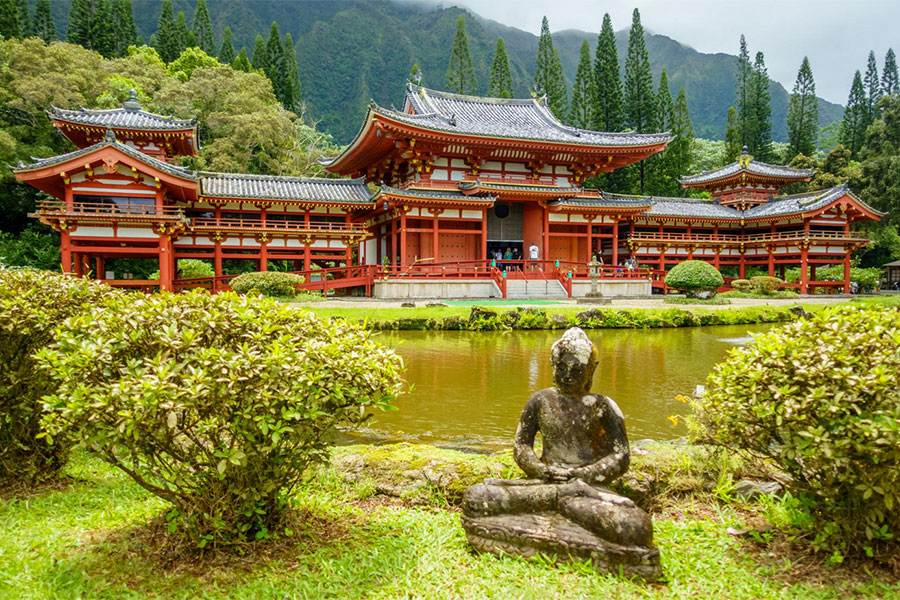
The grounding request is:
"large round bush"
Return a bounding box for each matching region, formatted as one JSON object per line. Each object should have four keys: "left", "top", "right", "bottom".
{"left": 230, "top": 271, "right": 305, "bottom": 297}
{"left": 38, "top": 291, "right": 404, "bottom": 546}
{"left": 0, "top": 269, "right": 120, "bottom": 483}
{"left": 665, "top": 261, "right": 724, "bottom": 298}
{"left": 696, "top": 306, "right": 900, "bottom": 553}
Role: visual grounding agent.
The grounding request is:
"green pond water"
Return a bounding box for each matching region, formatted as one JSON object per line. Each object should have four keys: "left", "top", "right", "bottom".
{"left": 349, "top": 324, "right": 777, "bottom": 449}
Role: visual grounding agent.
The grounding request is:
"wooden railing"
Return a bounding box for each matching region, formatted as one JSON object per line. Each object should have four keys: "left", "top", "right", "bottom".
{"left": 189, "top": 218, "right": 368, "bottom": 236}
{"left": 628, "top": 230, "right": 869, "bottom": 245}
{"left": 35, "top": 200, "right": 187, "bottom": 220}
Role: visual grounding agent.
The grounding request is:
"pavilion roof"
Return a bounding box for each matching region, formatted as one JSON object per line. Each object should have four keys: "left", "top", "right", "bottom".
{"left": 395, "top": 83, "right": 671, "bottom": 147}
{"left": 680, "top": 152, "right": 812, "bottom": 187}
{"left": 200, "top": 174, "right": 372, "bottom": 204}
{"left": 48, "top": 105, "right": 197, "bottom": 132}
{"left": 377, "top": 185, "right": 494, "bottom": 203}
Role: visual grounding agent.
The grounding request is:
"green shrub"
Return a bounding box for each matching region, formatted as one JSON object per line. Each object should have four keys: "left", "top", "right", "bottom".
{"left": 731, "top": 279, "right": 752, "bottom": 291}
{"left": 38, "top": 291, "right": 404, "bottom": 547}
{"left": 0, "top": 269, "right": 120, "bottom": 483}
{"left": 665, "top": 261, "right": 724, "bottom": 298}
{"left": 749, "top": 275, "right": 784, "bottom": 294}
{"left": 696, "top": 306, "right": 900, "bottom": 554}
{"left": 150, "top": 258, "right": 215, "bottom": 280}
{"left": 230, "top": 271, "right": 305, "bottom": 297}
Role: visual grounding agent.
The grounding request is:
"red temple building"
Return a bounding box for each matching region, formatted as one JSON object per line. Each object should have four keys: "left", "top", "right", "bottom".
{"left": 14, "top": 85, "right": 882, "bottom": 297}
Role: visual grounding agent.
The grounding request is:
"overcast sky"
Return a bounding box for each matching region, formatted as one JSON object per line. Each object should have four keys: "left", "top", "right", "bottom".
{"left": 432, "top": 0, "right": 899, "bottom": 105}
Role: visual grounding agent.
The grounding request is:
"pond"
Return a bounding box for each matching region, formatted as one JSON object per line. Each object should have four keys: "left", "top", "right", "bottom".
{"left": 345, "top": 323, "right": 777, "bottom": 450}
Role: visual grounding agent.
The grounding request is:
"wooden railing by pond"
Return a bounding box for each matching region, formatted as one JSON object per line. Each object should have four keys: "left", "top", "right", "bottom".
{"left": 627, "top": 230, "right": 869, "bottom": 246}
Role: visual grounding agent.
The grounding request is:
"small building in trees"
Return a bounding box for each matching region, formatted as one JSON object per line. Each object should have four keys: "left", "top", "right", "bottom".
{"left": 15, "top": 86, "right": 881, "bottom": 297}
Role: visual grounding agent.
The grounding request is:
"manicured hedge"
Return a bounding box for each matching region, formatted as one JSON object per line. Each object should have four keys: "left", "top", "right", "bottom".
{"left": 665, "top": 261, "right": 724, "bottom": 298}
{"left": 231, "top": 271, "right": 305, "bottom": 297}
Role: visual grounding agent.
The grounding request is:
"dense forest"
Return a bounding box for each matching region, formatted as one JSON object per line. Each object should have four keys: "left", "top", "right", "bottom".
{"left": 29, "top": 0, "right": 845, "bottom": 144}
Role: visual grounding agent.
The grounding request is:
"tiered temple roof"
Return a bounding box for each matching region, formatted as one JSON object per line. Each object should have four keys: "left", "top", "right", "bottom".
{"left": 680, "top": 156, "right": 812, "bottom": 187}
{"left": 200, "top": 174, "right": 372, "bottom": 205}
{"left": 48, "top": 105, "right": 197, "bottom": 132}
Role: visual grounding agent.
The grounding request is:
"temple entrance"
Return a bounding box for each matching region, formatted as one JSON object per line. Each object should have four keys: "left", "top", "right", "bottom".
{"left": 487, "top": 203, "right": 524, "bottom": 260}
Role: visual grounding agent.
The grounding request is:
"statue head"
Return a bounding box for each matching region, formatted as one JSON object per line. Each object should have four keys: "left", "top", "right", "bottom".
{"left": 550, "top": 328, "right": 599, "bottom": 395}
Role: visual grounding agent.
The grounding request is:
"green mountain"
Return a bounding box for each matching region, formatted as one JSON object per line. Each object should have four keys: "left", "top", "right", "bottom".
{"left": 46, "top": 0, "right": 845, "bottom": 145}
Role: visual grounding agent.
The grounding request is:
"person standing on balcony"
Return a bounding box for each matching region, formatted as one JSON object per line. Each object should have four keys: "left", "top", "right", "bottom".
{"left": 529, "top": 242, "right": 539, "bottom": 272}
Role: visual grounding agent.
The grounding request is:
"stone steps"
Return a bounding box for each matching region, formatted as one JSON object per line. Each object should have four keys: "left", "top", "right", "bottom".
{"left": 504, "top": 279, "right": 568, "bottom": 298}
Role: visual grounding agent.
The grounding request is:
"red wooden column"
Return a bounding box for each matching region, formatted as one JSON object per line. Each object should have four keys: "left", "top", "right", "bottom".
{"left": 95, "top": 256, "right": 104, "bottom": 280}
{"left": 60, "top": 231, "right": 72, "bottom": 274}
{"left": 481, "top": 209, "right": 487, "bottom": 260}
{"left": 158, "top": 235, "right": 174, "bottom": 292}
{"left": 73, "top": 252, "right": 83, "bottom": 277}
{"left": 432, "top": 210, "right": 440, "bottom": 261}
{"left": 686, "top": 224, "right": 693, "bottom": 259}
{"left": 628, "top": 221, "right": 635, "bottom": 259}
{"left": 304, "top": 209, "right": 312, "bottom": 271}
{"left": 399, "top": 211, "right": 408, "bottom": 268}
{"left": 542, "top": 207, "right": 550, "bottom": 263}
{"left": 799, "top": 219, "right": 810, "bottom": 294}
{"left": 843, "top": 219, "right": 852, "bottom": 293}
{"left": 586, "top": 218, "right": 593, "bottom": 262}
{"left": 611, "top": 219, "right": 619, "bottom": 266}
{"left": 739, "top": 260, "right": 746, "bottom": 279}
{"left": 259, "top": 207, "right": 268, "bottom": 271}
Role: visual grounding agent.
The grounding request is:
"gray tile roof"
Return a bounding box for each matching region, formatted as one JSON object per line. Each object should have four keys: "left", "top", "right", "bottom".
{"left": 549, "top": 195, "right": 650, "bottom": 208}
{"left": 743, "top": 184, "right": 883, "bottom": 218}
{"left": 680, "top": 158, "right": 812, "bottom": 185}
{"left": 49, "top": 105, "right": 197, "bottom": 131}
{"left": 379, "top": 185, "right": 495, "bottom": 203}
{"left": 459, "top": 180, "right": 576, "bottom": 194}
{"left": 390, "top": 84, "right": 671, "bottom": 147}
{"left": 201, "top": 174, "right": 373, "bottom": 204}
{"left": 15, "top": 138, "right": 196, "bottom": 180}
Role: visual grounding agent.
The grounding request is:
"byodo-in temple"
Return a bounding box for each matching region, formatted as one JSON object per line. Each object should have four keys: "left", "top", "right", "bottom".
{"left": 14, "top": 84, "right": 882, "bottom": 298}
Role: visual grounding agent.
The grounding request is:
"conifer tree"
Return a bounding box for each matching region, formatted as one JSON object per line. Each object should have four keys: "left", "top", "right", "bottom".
{"left": 32, "top": 0, "right": 56, "bottom": 42}
{"left": 724, "top": 106, "right": 741, "bottom": 161}
{"left": 17, "top": 0, "right": 29, "bottom": 37}
{"left": 251, "top": 34, "right": 267, "bottom": 72}
{"left": 488, "top": 37, "right": 513, "bottom": 98}
{"left": 186, "top": 29, "right": 196, "bottom": 49}
{"left": 669, "top": 86, "right": 695, "bottom": 194}
{"left": 111, "top": 0, "right": 138, "bottom": 57}
{"left": 592, "top": 13, "right": 623, "bottom": 132}
{"left": 283, "top": 33, "right": 302, "bottom": 111}
{"left": 882, "top": 48, "right": 899, "bottom": 97}
{"left": 747, "top": 51, "right": 773, "bottom": 160}
{"left": 0, "top": 0, "right": 21, "bottom": 39}
{"left": 446, "top": 15, "right": 476, "bottom": 94}
{"left": 68, "top": 0, "right": 112, "bottom": 56}
{"left": 864, "top": 50, "right": 881, "bottom": 124}
{"left": 840, "top": 70, "right": 868, "bottom": 156}
{"left": 787, "top": 56, "right": 818, "bottom": 159}
{"left": 624, "top": 8, "right": 655, "bottom": 193}
{"left": 219, "top": 26, "right": 235, "bottom": 64}
{"left": 534, "top": 17, "right": 567, "bottom": 118}
{"left": 232, "top": 47, "right": 251, "bottom": 72}
{"left": 655, "top": 69, "right": 674, "bottom": 132}
{"left": 735, "top": 35, "right": 752, "bottom": 148}
{"left": 174, "top": 11, "right": 189, "bottom": 53}
{"left": 646, "top": 69, "right": 675, "bottom": 195}
{"left": 409, "top": 62, "right": 422, "bottom": 84}
{"left": 569, "top": 39, "right": 594, "bottom": 127}
{"left": 154, "top": 0, "right": 178, "bottom": 63}
{"left": 265, "top": 22, "right": 288, "bottom": 105}
{"left": 192, "top": 0, "right": 215, "bottom": 55}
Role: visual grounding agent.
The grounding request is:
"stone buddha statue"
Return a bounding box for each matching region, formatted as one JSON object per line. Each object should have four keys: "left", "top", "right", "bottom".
{"left": 460, "top": 328, "right": 661, "bottom": 580}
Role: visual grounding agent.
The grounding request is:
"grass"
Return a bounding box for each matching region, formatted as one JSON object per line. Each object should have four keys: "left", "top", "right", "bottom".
{"left": 2, "top": 448, "right": 898, "bottom": 599}
{"left": 720, "top": 290, "right": 802, "bottom": 300}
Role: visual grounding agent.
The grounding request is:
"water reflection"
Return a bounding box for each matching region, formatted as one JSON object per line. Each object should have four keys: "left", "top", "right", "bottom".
{"left": 364, "top": 324, "right": 776, "bottom": 448}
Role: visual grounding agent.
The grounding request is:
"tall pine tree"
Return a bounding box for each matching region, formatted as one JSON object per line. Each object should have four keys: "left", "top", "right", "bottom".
{"left": 647, "top": 69, "right": 675, "bottom": 195}
{"left": 669, "top": 87, "right": 694, "bottom": 195}
{"left": 111, "top": 0, "right": 138, "bottom": 57}
{"left": 283, "top": 33, "right": 302, "bottom": 111}
{"left": 568, "top": 40, "right": 594, "bottom": 127}
{"left": 786, "top": 56, "right": 818, "bottom": 159}
{"left": 232, "top": 47, "right": 251, "bottom": 72}
{"left": 446, "top": 15, "right": 476, "bottom": 94}
{"left": 68, "top": 0, "right": 113, "bottom": 56}
{"left": 17, "top": 0, "right": 29, "bottom": 37}
{"left": 0, "top": 0, "right": 21, "bottom": 39}
{"left": 173, "top": 11, "right": 189, "bottom": 54}
{"left": 735, "top": 35, "right": 753, "bottom": 148}
{"left": 192, "top": 0, "right": 214, "bottom": 56}
{"left": 747, "top": 51, "right": 773, "bottom": 160}
{"left": 488, "top": 37, "right": 513, "bottom": 98}
{"left": 219, "top": 27, "right": 235, "bottom": 64}
{"left": 32, "top": 0, "right": 56, "bottom": 42}
{"left": 534, "top": 17, "right": 567, "bottom": 118}
{"left": 591, "top": 13, "right": 623, "bottom": 132}
{"left": 266, "top": 23, "right": 289, "bottom": 106}
{"left": 864, "top": 50, "right": 881, "bottom": 124}
{"left": 624, "top": 8, "right": 655, "bottom": 193}
{"left": 154, "top": 0, "right": 178, "bottom": 63}
{"left": 251, "top": 34, "right": 267, "bottom": 72}
{"left": 883, "top": 48, "right": 899, "bottom": 96}
{"left": 840, "top": 70, "right": 868, "bottom": 156}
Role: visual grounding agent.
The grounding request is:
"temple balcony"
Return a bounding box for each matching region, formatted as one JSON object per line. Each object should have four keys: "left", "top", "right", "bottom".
{"left": 627, "top": 230, "right": 869, "bottom": 247}
{"left": 31, "top": 200, "right": 189, "bottom": 232}
{"left": 187, "top": 217, "right": 369, "bottom": 240}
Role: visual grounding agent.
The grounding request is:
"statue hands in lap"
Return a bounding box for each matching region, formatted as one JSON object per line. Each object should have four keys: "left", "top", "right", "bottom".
{"left": 461, "top": 328, "right": 660, "bottom": 579}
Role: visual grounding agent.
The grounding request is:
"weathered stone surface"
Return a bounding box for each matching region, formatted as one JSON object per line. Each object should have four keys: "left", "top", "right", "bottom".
{"left": 468, "top": 306, "right": 498, "bottom": 324}
{"left": 687, "top": 288, "right": 718, "bottom": 299}
{"left": 401, "top": 302, "right": 416, "bottom": 308}
{"left": 575, "top": 308, "right": 605, "bottom": 322}
{"left": 789, "top": 306, "right": 813, "bottom": 319}
{"left": 426, "top": 302, "right": 448, "bottom": 307}
{"left": 734, "top": 479, "right": 784, "bottom": 501}
{"left": 549, "top": 313, "right": 568, "bottom": 328}
{"left": 502, "top": 310, "right": 522, "bottom": 327}
{"left": 460, "top": 328, "right": 662, "bottom": 580}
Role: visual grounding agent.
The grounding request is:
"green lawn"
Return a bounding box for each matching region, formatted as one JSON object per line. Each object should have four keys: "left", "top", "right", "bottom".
{"left": 2, "top": 450, "right": 897, "bottom": 600}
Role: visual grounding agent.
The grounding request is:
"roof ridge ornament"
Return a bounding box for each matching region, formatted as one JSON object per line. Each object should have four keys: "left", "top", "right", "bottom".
{"left": 738, "top": 145, "right": 753, "bottom": 167}
{"left": 104, "top": 128, "right": 116, "bottom": 143}
{"left": 123, "top": 89, "right": 141, "bottom": 111}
